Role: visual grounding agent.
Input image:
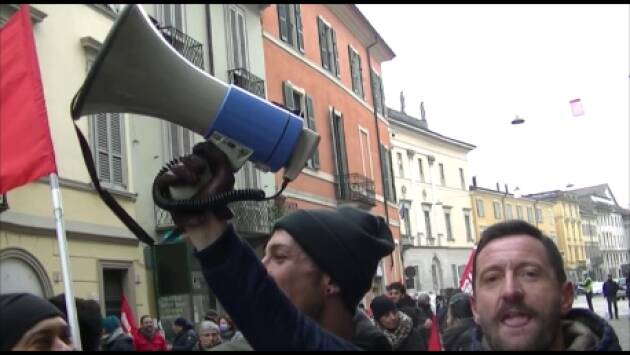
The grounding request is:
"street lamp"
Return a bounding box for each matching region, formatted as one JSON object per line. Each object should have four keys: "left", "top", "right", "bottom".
{"left": 511, "top": 115, "right": 525, "bottom": 125}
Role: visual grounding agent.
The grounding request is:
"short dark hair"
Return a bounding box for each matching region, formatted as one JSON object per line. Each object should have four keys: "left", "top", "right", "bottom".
{"left": 140, "top": 315, "right": 152, "bottom": 324}
{"left": 386, "top": 281, "right": 406, "bottom": 294}
{"left": 48, "top": 294, "right": 102, "bottom": 351}
{"left": 472, "top": 220, "right": 566, "bottom": 290}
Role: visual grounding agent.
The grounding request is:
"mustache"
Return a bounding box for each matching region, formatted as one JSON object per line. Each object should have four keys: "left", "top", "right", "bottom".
{"left": 496, "top": 302, "right": 537, "bottom": 319}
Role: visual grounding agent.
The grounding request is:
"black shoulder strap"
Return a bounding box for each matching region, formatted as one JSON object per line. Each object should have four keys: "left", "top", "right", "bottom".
{"left": 73, "top": 122, "right": 154, "bottom": 245}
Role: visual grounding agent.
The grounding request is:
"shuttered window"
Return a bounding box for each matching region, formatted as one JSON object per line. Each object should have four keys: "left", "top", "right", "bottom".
{"left": 380, "top": 144, "right": 396, "bottom": 202}
{"left": 317, "top": 17, "right": 339, "bottom": 77}
{"left": 278, "top": 4, "right": 304, "bottom": 53}
{"left": 371, "top": 70, "right": 386, "bottom": 116}
{"left": 169, "top": 123, "right": 193, "bottom": 160}
{"left": 348, "top": 46, "right": 364, "bottom": 98}
{"left": 227, "top": 5, "right": 248, "bottom": 69}
{"left": 283, "top": 82, "right": 319, "bottom": 169}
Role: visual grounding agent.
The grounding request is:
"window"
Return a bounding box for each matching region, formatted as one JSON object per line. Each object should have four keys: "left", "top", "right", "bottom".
{"left": 277, "top": 4, "right": 304, "bottom": 52}
{"left": 424, "top": 209, "right": 433, "bottom": 240}
{"left": 168, "top": 123, "right": 193, "bottom": 161}
{"left": 418, "top": 158, "right": 425, "bottom": 182}
{"left": 283, "top": 82, "right": 320, "bottom": 169}
{"left": 161, "top": 4, "right": 183, "bottom": 30}
{"left": 103, "top": 269, "right": 126, "bottom": 317}
{"left": 359, "top": 129, "right": 373, "bottom": 179}
{"left": 227, "top": 5, "right": 248, "bottom": 70}
{"left": 536, "top": 208, "right": 543, "bottom": 223}
{"left": 464, "top": 212, "right": 473, "bottom": 242}
{"left": 493, "top": 201, "right": 502, "bottom": 219}
{"left": 516, "top": 205, "right": 523, "bottom": 220}
{"left": 402, "top": 204, "right": 412, "bottom": 237}
{"left": 505, "top": 203, "right": 513, "bottom": 220}
{"left": 476, "top": 199, "right": 485, "bottom": 217}
{"left": 317, "top": 17, "right": 339, "bottom": 77}
{"left": 439, "top": 163, "right": 446, "bottom": 186}
{"left": 527, "top": 207, "right": 534, "bottom": 223}
{"left": 371, "top": 70, "right": 386, "bottom": 116}
{"left": 452, "top": 264, "right": 459, "bottom": 288}
{"left": 348, "top": 46, "right": 363, "bottom": 98}
{"left": 380, "top": 144, "right": 396, "bottom": 202}
{"left": 459, "top": 168, "right": 466, "bottom": 190}
{"left": 445, "top": 211, "right": 453, "bottom": 241}
{"left": 396, "top": 152, "right": 404, "bottom": 177}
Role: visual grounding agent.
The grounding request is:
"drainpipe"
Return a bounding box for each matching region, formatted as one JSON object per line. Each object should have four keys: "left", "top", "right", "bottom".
{"left": 205, "top": 4, "right": 214, "bottom": 75}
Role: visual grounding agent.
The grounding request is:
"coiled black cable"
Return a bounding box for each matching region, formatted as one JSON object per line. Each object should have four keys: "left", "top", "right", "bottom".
{"left": 153, "top": 157, "right": 289, "bottom": 213}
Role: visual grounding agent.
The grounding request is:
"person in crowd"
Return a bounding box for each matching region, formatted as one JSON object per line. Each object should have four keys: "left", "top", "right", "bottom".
{"left": 133, "top": 315, "right": 168, "bottom": 351}
{"left": 626, "top": 273, "right": 630, "bottom": 312}
{"left": 48, "top": 293, "right": 103, "bottom": 351}
{"left": 156, "top": 140, "right": 395, "bottom": 350}
{"left": 352, "top": 306, "right": 392, "bottom": 351}
{"left": 442, "top": 293, "right": 475, "bottom": 351}
{"left": 578, "top": 275, "right": 594, "bottom": 311}
{"left": 0, "top": 293, "right": 74, "bottom": 351}
{"left": 204, "top": 309, "right": 220, "bottom": 324}
{"left": 216, "top": 316, "right": 237, "bottom": 342}
{"left": 370, "top": 295, "right": 426, "bottom": 351}
{"left": 470, "top": 220, "right": 621, "bottom": 351}
{"left": 172, "top": 317, "right": 198, "bottom": 351}
{"left": 193, "top": 321, "right": 222, "bottom": 351}
{"left": 386, "top": 282, "right": 422, "bottom": 328}
{"left": 602, "top": 274, "right": 620, "bottom": 320}
{"left": 101, "top": 315, "right": 135, "bottom": 351}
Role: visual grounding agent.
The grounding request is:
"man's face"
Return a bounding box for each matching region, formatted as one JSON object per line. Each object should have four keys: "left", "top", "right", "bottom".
{"left": 12, "top": 316, "right": 74, "bottom": 351}
{"left": 141, "top": 317, "right": 154, "bottom": 331}
{"left": 378, "top": 310, "right": 400, "bottom": 331}
{"left": 471, "top": 235, "right": 573, "bottom": 351}
{"left": 388, "top": 289, "right": 402, "bottom": 304}
{"left": 172, "top": 324, "right": 182, "bottom": 334}
{"left": 262, "top": 229, "right": 327, "bottom": 319}
{"left": 199, "top": 330, "right": 220, "bottom": 348}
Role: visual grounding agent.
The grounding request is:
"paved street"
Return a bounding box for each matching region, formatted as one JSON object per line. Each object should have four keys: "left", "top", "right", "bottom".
{"left": 573, "top": 294, "right": 630, "bottom": 350}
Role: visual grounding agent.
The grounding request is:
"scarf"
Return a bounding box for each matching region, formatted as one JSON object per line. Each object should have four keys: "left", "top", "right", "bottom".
{"left": 105, "top": 327, "right": 125, "bottom": 344}
{"left": 378, "top": 311, "right": 413, "bottom": 350}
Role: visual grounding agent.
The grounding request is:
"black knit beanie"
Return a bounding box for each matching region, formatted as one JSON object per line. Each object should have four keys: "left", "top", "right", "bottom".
{"left": 370, "top": 295, "right": 397, "bottom": 321}
{"left": 273, "top": 206, "right": 394, "bottom": 313}
{"left": 0, "top": 293, "right": 65, "bottom": 350}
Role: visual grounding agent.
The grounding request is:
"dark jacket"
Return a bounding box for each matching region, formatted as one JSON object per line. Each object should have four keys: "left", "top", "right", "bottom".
{"left": 194, "top": 225, "right": 359, "bottom": 351}
{"left": 602, "top": 280, "right": 619, "bottom": 298}
{"left": 102, "top": 331, "right": 135, "bottom": 351}
{"left": 352, "top": 309, "right": 392, "bottom": 351}
{"left": 397, "top": 325, "right": 427, "bottom": 351}
{"left": 442, "top": 317, "right": 475, "bottom": 351}
{"left": 396, "top": 296, "right": 423, "bottom": 329}
{"left": 210, "top": 332, "right": 253, "bottom": 351}
{"left": 470, "top": 308, "right": 621, "bottom": 351}
{"left": 172, "top": 328, "right": 198, "bottom": 351}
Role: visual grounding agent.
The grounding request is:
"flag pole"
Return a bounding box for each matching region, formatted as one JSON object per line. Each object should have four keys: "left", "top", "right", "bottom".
{"left": 49, "top": 172, "right": 82, "bottom": 350}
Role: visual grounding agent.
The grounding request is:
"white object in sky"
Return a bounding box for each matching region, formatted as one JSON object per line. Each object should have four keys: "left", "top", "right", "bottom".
{"left": 570, "top": 98, "right": 585, "bottom": 117}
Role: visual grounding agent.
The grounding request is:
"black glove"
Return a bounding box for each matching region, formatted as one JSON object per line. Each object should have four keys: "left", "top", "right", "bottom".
{"left": 155, "top": 140, "right": 235, "bottom": 229}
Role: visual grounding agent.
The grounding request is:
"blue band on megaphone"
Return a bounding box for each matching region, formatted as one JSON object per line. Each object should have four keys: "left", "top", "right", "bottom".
{"left": 207, "top": 85, "right": 303, "bottom": 172}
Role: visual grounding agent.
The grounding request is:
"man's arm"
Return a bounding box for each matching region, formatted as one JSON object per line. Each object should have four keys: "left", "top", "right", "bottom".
{"left": 193, "top": 224, "right": 359, "bottom": 351}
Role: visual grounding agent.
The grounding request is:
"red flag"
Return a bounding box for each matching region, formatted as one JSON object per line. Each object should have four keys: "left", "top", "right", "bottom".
{"left": 459, "top": 246, "right": 477, "bottom": 294}
{"left": 0, "top": 5, "right": 57, "bottom": 194}
{"left": 120, "top": 294, "right": 138, "bottom": 337}
{"left": 427, "top": 314, "right": 442, "bottom": 351}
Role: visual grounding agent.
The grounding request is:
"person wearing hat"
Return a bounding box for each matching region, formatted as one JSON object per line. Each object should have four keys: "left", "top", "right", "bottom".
{"left": 442, "top": 293, "right": 475, "bottom": 351}
{"left": 370, "top": 295, "right": 426, "bottom": 351}
{"left": 193, "top": 321, "right": 223, "bottom": 351}
{"left": 155, "top": 141, "right": 395, "bottom": 350}
{"left": 0, "top": 293, "right": 74, "bottom": 351}
{"left": 172, "top": 317, "right": 198, "bottom": 351}
{"left": 101, "top": 315, "right": 135, "bottom": 351}
{"left": 49, "top": 293, "right": 103, "bottom": 351}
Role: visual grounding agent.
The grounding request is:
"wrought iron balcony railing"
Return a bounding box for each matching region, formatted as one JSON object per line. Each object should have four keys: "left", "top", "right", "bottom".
{"left": 157, "top": 25, "right": 204, "bottom": 70}
{"left": 336, "top": 173, "right": 376, "bottom": 208}
{"left": 228, "top": 67, "right": 266, "bottom": 99}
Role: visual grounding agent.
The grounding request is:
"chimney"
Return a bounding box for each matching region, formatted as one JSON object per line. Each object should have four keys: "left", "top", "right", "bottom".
{"left": 400, "top": 91, "right": 405, "bottom": 113}
{"left": 505, "top": 184, "right": 509, "bottom": 194}
{"left": 472, "top": 176, "right": 477, "bottom": 188}
{"left": 496, "top": 182, "right": 501, "bottom": 192}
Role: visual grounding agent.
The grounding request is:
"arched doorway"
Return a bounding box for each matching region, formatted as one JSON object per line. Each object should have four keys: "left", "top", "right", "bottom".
{"left": 0, "top": 248, "right": 53, "bottom": 297}
{"left": 431, "top": 255, "right": 443, "bottom": 294}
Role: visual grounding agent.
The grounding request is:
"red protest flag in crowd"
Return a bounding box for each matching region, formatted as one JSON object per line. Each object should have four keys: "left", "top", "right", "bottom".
{"left": 0, "top": 4, "right": 57, "bottom": 194}
{"left": 120, "top": 294, "right": 139, "bottom": 337}
{"left": 427, "top": 314, "right": 442, "bottom": 351}
{"left": 459, "top": 246, "right": 477, "bottom": 295}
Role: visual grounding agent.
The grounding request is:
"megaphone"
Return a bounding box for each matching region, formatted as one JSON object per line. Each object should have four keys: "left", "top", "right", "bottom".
{"left": 71, "top": 4, "right": 319, "bottom": 186}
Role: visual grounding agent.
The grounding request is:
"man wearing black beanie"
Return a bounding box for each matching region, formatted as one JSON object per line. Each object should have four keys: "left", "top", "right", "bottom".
{"left": 0, "top": 293, "right": 74, "bottom": 350}
{"left": 156, "top": 141, "right": 395, "bottom": 351}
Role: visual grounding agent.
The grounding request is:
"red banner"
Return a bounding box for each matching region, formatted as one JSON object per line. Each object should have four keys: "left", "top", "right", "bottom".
{"left": 459, "top": 246, "right": 477, "bottom": 295}
{"left": 120, "top": 294, "right": 138, "bottom": 336}
{"left": 427, "top": 314, "right": 442, "bottom": 351}
{"left": 0, "top": 5, "right": 57, "bottom": 194}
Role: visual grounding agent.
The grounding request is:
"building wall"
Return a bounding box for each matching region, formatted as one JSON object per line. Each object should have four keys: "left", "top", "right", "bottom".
{"left": 599, "top": 212, "right": 627, "bottom": 278}
{"left": 261, "top": 4, "right": 402, "bottom": 284}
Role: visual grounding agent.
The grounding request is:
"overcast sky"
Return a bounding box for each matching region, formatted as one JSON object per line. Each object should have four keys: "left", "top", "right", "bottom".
{"left": 357, "top": 4, "right": 630, "bottom": 208}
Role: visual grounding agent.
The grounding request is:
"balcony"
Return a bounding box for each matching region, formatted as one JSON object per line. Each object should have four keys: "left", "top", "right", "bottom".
{"left": 400, "top": 235, "right": 414, "bottom": 247}
{"left": 156, "top": 25, "right": 204, "bottom": 70}
{"left": 0, "top": 193, "right": 8, "bottom": 213}
{"left": 228, "top": 68, "right": 265, "bottom": 99}
{"left": 336, "top": 173, "right": 376, "bottom": 209}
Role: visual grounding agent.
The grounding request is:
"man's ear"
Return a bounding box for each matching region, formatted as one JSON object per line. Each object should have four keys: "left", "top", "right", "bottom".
{"left": 560, "top": 281, "right": 573, "bottom": 316}
{"left": 470, "top": 294, "right": 480, "bottom": 325}
{"left": 323, "top": 275, "right": 341, "bottom": 296}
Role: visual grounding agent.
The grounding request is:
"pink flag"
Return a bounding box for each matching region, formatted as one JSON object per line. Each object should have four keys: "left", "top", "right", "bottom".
{"left": 569, "top": 98, "right": 584, "bottom": 117}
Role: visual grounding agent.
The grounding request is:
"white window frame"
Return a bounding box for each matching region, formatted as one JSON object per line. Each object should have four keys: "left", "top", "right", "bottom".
{"left": 358, "top": 126, "right": 374, "bottom": 180}
{"left": 225, "top": 4, "right": 250, "bottom": 71}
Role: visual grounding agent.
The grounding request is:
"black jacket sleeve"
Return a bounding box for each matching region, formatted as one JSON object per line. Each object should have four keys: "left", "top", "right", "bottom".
{"left": 172, "top": 330, "right": 197, "bottom": 351}
{"left": 193, "top": 225, "right": 359, "bottom": 351}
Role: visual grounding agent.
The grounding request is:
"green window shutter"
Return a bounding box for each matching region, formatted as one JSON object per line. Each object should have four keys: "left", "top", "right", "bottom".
{"left": 348, "top": 46, "right": 356, "bottom": 93}
{"left": 305, "top": 95, "right": 319, "bottom": 169}
{"left": 282, "top": 81, "right": 294, "bottom": 110}
{"left": 317, "top": 18, "right": 329, "bottom": 70}
{"left": 95, "top": 113, "right": 110, "bottom": 183}
{"left": 387, "top": 149, "right": 396, "bottom": 201}
{"left": 331, "top": 28, "right": 340, "bottom": 77}
{"left": 357, "top": 52, "right": 364, "bottom": 98}
{"left": 277, "top": 4, "right": 289, "bottom": 42}
{"left": 109, "top": 113, "right": 124, "bottom": 187}
{"left": 295, "top": 4, "right": 304, "bottom": 53}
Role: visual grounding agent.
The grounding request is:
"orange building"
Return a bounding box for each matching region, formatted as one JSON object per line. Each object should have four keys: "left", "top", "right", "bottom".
{"left": 261, "top": 4, "right": 402, "bottom": 290}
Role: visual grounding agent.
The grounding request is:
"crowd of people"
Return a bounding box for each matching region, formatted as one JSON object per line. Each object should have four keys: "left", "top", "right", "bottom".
{"left": 1, "top": 140, "right": 629, "bottom": 351}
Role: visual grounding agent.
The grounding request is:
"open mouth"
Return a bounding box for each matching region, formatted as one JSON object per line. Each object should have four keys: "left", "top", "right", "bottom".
{"left": 501, "top": 311, "right": 532, "bottom": 328}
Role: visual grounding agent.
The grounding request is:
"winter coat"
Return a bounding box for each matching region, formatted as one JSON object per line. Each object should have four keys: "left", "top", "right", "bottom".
{"left": 352, "top": 309, "right": 392, "bottom": 351}
{"left": 396, "top": 325, "right": 427, "bottom": 351}
{"left": 194, "top": 225, "right": 359, "bottom": 350}
{"left": 442, "top": 317, "right": 475, "bottom": 351}
{"left": 172, "top": 328, "right": 198, "bottom": 351}
{"left": 396, "top": 296, "right": 423, "bottom": 329}
{"left": 470, "top": 308, "right": 621, "bottom": 351}
{"left": 603, "top": 280, "right": 619, "bottom": 299}
{"left": 210, "top": 332, "right": 253, "bottom": 351}
{"left": 102, "top": 328, "right": 135, "bottom": 351}
{"left": 133, "top": 329, "right": 168, "bottom": 351}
